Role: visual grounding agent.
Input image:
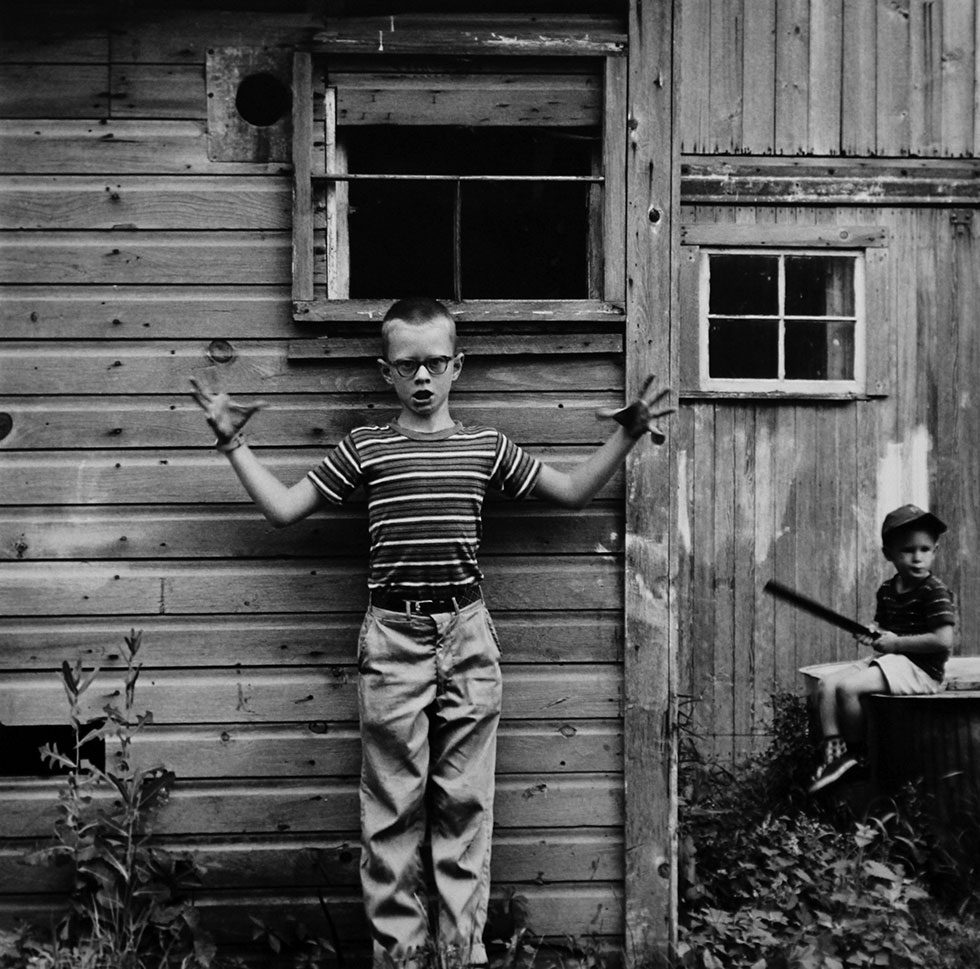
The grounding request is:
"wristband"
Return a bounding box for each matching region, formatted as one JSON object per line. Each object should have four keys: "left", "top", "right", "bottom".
{"left": 215, "top": 431, "right": 246, "bottom": 453}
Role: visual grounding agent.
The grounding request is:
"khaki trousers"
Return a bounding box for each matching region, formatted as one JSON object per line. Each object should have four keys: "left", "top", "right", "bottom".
{"left": 357, "top": 598, "right": 502, "bottom": 967}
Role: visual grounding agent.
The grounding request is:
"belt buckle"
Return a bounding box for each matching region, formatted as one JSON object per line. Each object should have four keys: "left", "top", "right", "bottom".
{"left": 406, "top": 597, "right": 435, "bottom": 615}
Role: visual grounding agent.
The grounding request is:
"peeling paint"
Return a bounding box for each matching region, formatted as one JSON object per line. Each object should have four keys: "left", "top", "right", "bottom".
{"left": 876, "top": 424, "right": 931, "bottom": 527}
{"left": 677, "top": 450, "right": 691, "bottom": 554}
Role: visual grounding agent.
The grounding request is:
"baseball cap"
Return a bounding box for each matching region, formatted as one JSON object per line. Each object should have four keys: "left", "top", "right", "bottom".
{"left": 881, "top": 504, "right": 947, "bottom": 542}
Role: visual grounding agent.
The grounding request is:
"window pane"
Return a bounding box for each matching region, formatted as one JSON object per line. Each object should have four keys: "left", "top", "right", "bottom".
{"left": 708, "top": 254, "right": 778, "bottom": 315}
{"left": 785, "top": 320, "right": 855, "bottom": 380}
{"left": 348, "top": 180, "right": 454, "bottom": 297}
{"left": 785, "top": 256, "right": 855, "bottom": 316}
{"left": 708, "top": 318, "right": 779, "bottom": 378}
{"left": 462, "top": 181, "right": 588, "bottom": 298}
{"left": 342, "top": 126, "right": 593, "bottom": 298}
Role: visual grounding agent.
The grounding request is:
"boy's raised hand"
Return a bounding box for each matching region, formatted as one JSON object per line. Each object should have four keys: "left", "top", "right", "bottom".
{"left": 596, "top": 375, "right": 675, "bottom": 444}
{"left": 189, "top": 376, "right": 265, "bottom": 443}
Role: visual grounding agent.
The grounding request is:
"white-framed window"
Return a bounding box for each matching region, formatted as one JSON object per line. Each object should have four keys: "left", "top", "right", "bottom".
{"left": 678, "top": 224, "right": 889, "bottom": 400}
{"left": 699, "top": 248, "right": 865, "bottom": 394}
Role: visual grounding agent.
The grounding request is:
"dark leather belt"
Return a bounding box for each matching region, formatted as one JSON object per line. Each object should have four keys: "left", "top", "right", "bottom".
{"left": 370, "top": 584, "right": 483, "bottom": 615}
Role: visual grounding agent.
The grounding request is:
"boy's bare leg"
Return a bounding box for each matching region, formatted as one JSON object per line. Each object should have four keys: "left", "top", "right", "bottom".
{"left": 835, "top": 664, "right": 888, "bottom": 747}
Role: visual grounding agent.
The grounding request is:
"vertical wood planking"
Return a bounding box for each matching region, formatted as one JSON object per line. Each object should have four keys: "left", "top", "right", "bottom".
{"left": 940, "top": 0, "right": 975, "bottom": 156}
{"left": 624, "top": 0, "right": 678, "bottom": 960}
{"left": 732, "top": 405, "right": 758, "bottom": 755}
{"left": 712, "top": 404, "right": 736, "bottom": 760}
{"left": 708, "top": 0, "right": 743, "bottom": 152}
{"left": 841, "top": 0, "right": 877, "bottom": 155}
{"left": 951, "top": 211, "right": 978, "bottom": 642}
{"left": 876, "top": 0, "right": 911, "bottom": 155}
{"left": 742, "top": 0, "right": 777, "bottom": 152}
{"left": 774, "top": 0, "right": 810, "bottom": 153}
{"left": 808, "top": 0, "right": 843, "bottom": 154}
{"left": 603, "top": 56, "right": 627, "bottom": 301}
{"left": 909, "top": 0, "right": 943, "bottom": 155}
{"left": 290, "top": 51, "right": 314, "bottom": 304}
{"left": 689, "top": 405, "right": 717, "bottom": 750}
{"left": 975, "top": 3, "right": 980, "bottom": 155}
{"left": 679, "top": 0, "right": 712, "bottom": 153}
{"left": 753, "top": 404, "right": 777, "bottom": 707}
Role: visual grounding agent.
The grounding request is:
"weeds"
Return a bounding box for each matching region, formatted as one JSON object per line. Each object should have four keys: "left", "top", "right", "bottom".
{"left": 0, "top": 631, "right": 213, "bottom": 969}
{"left": 677, "top": 691, "right": 980, "bottom": 969}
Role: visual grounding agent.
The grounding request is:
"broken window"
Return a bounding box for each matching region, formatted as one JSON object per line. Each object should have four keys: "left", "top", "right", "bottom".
{"left": 290, "top": 13, "right": 628, "bottom": 322}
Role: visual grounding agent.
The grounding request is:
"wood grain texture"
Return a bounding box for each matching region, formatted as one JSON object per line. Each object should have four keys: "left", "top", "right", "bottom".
{"left": 333, "top": 72, "right": 601, "bottom": 126}
{"left": 808, "top": 0, "right": 843, "bottom": 154}
{"left": 0, "top": 176, "right": 292, "bottom": 230}
{"left": 0, "top": 665, "right": 622, "bottom": 725}
{"left": 0, "top": 556, "right": 621, "bottom": 616}
{"left": 0, "top": 829, "right": 624, "bottom": 893}
{"left": 0, "top": 341, "right": 621, "bottom": 394}
{"left": 0, "top": 393, "right": 618, "bottom": 448}
{"left": 0, "top": 503, "right": 622, "bottom": 559}
{"left": 0, "top": 611, "right": 623, "bottom": 669}
{"left": 0, "top": 448, "right": 624, "bottom": 505}
{"left": 624, "top": 1, "right": 678, "bottom": 962}
{"left": 0, "top": 120, "right": 289, "bottom": 175}
{"left": 0, "top": 65, "right": 108, "bottom": 118}
{"left": 0, "top": 883, "right": 623, "bottom": 942}
{"left": 0, "top": 774, "right": 623, "bottom": 836}
{"left": 741, "top": 0, "right": 777, "bottom": 152}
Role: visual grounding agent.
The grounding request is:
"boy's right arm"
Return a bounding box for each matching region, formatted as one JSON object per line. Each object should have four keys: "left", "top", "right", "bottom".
{"left": 190, "top": 378, "right": 323, "bottom": 528}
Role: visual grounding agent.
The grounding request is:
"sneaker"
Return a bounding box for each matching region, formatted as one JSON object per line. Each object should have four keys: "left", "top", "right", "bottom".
{"left": 808, "top": 753, "right": 859, "bottom": 793}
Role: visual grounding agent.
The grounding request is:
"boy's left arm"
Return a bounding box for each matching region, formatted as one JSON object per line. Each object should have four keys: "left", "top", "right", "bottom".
{"left": 531, "top": 377, "right": 673, "bottom": 509}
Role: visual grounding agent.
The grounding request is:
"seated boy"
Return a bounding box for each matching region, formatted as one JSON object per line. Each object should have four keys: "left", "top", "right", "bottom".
{"left": 190, "top": 297, "right": 672, "bottom": 965}
{"left": 809, "top": 504, "right": 957, "bottom": 794}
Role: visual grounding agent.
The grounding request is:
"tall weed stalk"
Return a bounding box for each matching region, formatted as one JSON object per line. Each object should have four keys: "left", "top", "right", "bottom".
{"left": 5, "top": 630, "right": 213, "bottom": 969}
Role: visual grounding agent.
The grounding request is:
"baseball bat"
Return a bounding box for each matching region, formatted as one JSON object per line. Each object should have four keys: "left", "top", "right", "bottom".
{"left": 763, "top": 579, "right": 878, "bottom": 639}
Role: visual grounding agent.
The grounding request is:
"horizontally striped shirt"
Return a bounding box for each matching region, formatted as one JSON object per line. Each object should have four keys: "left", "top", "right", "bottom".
{"left": 308, "top": 422, "right": 541, "bottom": 592}
{"left": 874, "top": 573, "right": 957, "bottom": 681}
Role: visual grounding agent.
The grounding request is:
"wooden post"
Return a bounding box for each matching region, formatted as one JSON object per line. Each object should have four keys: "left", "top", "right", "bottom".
{"left": 623, "top": 1, "right": 678, "bottom": 965}
{"left": 291, "top": 50, "right": 314, "bottom": 306}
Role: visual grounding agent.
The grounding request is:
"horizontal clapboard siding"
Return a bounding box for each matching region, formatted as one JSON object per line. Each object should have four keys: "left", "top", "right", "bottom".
{"left": 0, "top": 666, "right": 622, "bottom": 724}
{"left": 0, "top": 4, "right": 637, "bottom": 951}
{"left": 0, "top": 775, "right": 622, "bottom": 836}
{"left": 0, "top": 557, "right": 621, "bottom": 615}
{"left": 0, "top": 830, "right": 624, "bottom": 893}
{"left": 0, "top": 449, "right": 624, "bottom": 505}
{"left": 0, "top": 504, "right": 622, "bottom": 559}
{"left": 0, "top": 884, "right": 624, "bottom": 940}
{"left": 0, "top": 613, "right": 623, "bottom": 668}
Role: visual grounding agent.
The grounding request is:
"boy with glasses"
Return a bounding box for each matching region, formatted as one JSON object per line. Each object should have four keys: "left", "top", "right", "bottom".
{"left": 190, "top": 296, "right": 672, "bottom": 966}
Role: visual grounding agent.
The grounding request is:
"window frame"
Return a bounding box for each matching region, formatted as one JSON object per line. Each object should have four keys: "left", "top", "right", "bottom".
{"left": 290, "top": 16, "right": 628, "bottom": 324}
{"left": 698, "top": 246, "right": 866, "bottom": 395}
{"left": 678, "top": 223, "right": 890, "bottom": 401}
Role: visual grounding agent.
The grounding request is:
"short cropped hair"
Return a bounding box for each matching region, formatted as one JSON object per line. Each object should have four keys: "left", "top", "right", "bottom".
{"left": 381, "top": 297, "right": 456, "bottom": 358}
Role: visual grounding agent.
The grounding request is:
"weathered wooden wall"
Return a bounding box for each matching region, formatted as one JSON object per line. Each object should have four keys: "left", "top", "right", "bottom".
{"left": 680, "top": 0, "right": 979, "bottom": 157}
{"left": 677, "top": 204, "right": 980, "bottom": 760}
{"left": 0, "top": 4, "right": 627, "bottom": 954}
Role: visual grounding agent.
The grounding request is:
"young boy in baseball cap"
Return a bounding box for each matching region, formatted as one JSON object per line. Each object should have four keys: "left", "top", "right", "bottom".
{"left": 809, "top": 504, "right": 957, "bottom": 793}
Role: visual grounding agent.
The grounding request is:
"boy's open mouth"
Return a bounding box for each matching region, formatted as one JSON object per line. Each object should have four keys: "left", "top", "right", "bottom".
{"left": 411, "top": 390, "right": 433, "bottom": 404}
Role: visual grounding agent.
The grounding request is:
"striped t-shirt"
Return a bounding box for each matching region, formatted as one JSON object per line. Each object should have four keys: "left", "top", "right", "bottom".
{"left": 874, "top": 573, "right": 957, "bottom": 681}
{"left": 307, "top": 422, "right": 541, "bottom": 593}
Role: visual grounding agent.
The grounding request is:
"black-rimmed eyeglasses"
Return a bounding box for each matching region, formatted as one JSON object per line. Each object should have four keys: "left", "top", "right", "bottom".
{"left": 385, "top": 356, "right": 454, "bottom": 378}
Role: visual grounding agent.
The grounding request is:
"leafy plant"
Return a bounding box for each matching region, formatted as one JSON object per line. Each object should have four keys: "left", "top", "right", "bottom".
{"left": 3, "top": 630, "right": 214, "bottom": 969}
{"left": 676, "top": 691, "right": 980, "bottom": 969}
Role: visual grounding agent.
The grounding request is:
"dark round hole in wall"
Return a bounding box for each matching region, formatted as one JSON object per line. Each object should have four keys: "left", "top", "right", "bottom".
{"left": 235, "top": 72, "right": 291, "bottom": 127}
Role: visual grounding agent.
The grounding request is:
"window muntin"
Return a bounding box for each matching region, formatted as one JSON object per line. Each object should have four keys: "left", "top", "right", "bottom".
{"left": 700, "top": 249, "right": 865, "bottom": 394}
